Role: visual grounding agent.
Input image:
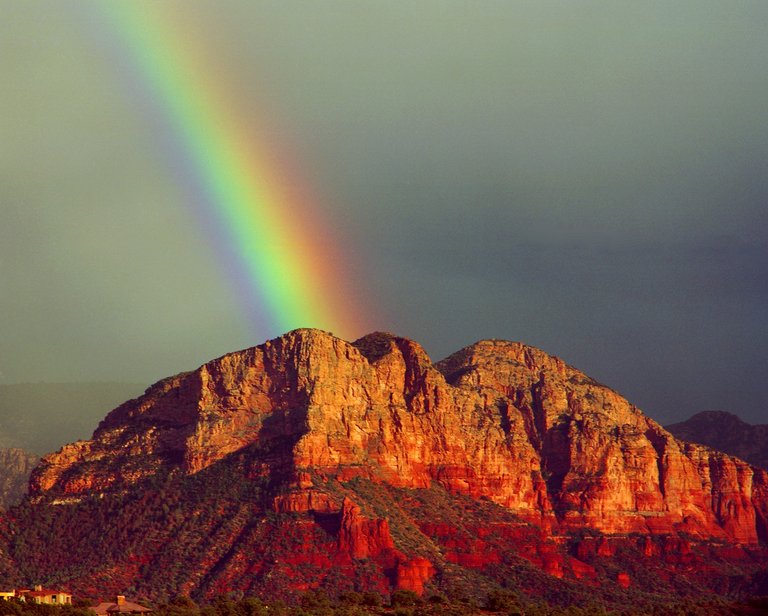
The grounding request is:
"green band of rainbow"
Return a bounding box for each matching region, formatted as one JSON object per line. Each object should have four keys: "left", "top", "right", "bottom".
{"left": 100, "top": 2, "right": 367, "bottom": 338}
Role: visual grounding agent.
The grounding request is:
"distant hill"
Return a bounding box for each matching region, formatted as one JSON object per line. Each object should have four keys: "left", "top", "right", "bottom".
{"left": 666, "top": 411, "right": 768, "bottom": 470}
{"left": 0, "top": 448, "right": 39, "bottom": 508}
{"left": 0, "top": 382, "right": 146, "bottom": 455}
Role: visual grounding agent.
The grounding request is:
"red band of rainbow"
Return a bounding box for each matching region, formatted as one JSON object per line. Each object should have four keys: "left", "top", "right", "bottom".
{"left": 97, "top": 2, "right": 368, "bottom": 340}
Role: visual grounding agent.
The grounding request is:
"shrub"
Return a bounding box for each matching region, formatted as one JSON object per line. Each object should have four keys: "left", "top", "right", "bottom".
{"left": 485, "top": 589, "right": 521, "bottom": 614}
{"left": 391, "top": 590, "right": 421, "bottom": 607}
{"left": 360, "top": 591, "right": 382, "bottom": 607}
{"left": 298, "top": 590, "right": 332, "bottom": 613}
{"left": 338, "top": 592, "right": 362, "bottom": 606}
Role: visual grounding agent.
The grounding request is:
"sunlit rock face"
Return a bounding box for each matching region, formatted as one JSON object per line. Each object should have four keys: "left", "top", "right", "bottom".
{"left": 29, "top": 328, "right": 768, "bottom": 545}
{"left": 436, "top": 339, "right": 765, "bottom": 542}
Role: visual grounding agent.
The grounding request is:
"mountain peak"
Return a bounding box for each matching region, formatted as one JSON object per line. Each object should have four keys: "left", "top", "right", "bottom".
{"left": 676, "top": 410, "right": 748, "bottom": 425}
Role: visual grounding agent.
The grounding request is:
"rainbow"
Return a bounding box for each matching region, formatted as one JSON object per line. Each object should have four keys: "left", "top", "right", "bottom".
{"left": 94, "top": 3, "right": 368, "bottom": 339}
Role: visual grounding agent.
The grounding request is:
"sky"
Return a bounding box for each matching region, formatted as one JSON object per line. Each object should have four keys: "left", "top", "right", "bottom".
{"left": 1, "top": 1, "right": 766, "bottom": 425}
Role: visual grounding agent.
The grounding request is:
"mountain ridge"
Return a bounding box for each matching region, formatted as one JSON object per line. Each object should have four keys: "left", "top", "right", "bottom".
{"left": 666, "top": 410, "right": 768, "bottom": 470}
{"left": 29, "top": 329, "right": 768, "bottom": 539}
{"left": 0, "top": 447, "right": 39, "bottom": 509}
{"left": 7, "top": 329, "right": 768, "bottom": 605}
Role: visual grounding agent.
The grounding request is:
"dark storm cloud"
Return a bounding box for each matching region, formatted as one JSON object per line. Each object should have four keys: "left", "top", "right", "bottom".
{"left": 1, "top": 1, "right": 766, "bottom": 424}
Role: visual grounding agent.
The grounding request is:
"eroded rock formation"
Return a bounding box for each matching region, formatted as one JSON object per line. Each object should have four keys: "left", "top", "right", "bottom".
{"left": 29, "top": 329, "right": 768, "bottom": 547}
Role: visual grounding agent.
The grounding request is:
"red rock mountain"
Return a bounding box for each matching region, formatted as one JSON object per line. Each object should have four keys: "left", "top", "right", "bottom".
{"left": 9, "top": 330, "right": 768, "bottom": 604}
{"left": 666, "top": 411, "right": 768, "bottom": 471}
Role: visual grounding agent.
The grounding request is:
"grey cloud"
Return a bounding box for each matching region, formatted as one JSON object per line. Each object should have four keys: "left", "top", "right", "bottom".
{"left": 1, "top": 1, "right": 767, "bottom": 424}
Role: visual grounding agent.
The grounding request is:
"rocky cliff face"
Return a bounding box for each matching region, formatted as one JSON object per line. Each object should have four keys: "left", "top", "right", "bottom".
{"left": 667, "top": 411, "right": 768, "bottom": 471}
{"left": 0, "top": 448, "right": 39, "bottom": 508}
{"left": 29, "top": 329, "right": 768, "bottom": 546}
